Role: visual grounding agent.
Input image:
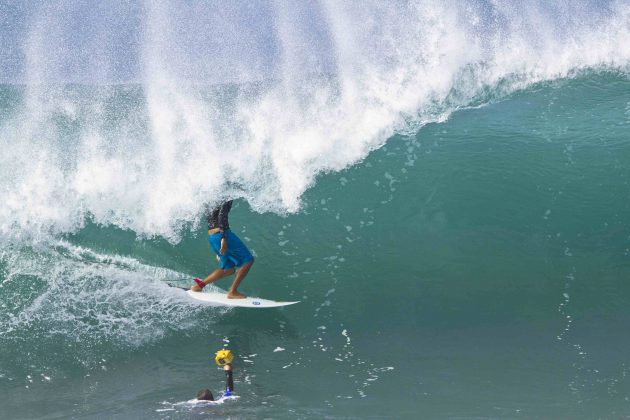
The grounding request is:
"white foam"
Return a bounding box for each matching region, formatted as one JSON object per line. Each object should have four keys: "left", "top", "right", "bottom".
{"left": 163, "top": 394, "right": 239, "bottom": 409}
{"left": 0, "top": 2, "right": 629, "bottom": 241}
{"left": 0, "top": 240, "right": 219, "bottom": 358}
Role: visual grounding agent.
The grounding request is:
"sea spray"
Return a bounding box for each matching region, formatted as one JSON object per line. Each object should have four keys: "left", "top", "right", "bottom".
{"left": 0, "top": 1, "right": 628, "bottom": 241}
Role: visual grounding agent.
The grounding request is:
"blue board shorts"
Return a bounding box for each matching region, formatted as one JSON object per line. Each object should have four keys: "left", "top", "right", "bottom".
{"left": 209, "top": 229, "right": 254, "bottom": 270}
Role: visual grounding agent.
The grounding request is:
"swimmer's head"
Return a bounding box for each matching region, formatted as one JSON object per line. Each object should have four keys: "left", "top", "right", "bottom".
{"left": 196, "top": 388, "right": 214, "bottom": 401}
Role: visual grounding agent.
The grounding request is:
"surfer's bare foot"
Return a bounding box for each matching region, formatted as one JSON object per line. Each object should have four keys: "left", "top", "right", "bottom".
{"left": 227, "top": 290, "right": 247, "bottom": 299}
{"left": 191, "top": 284, "right": 203, "bottom": 292}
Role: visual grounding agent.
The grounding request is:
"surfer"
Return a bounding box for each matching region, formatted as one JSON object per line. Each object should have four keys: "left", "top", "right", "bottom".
{"left": 196, "top": 349, "right": 235, "bottom": 401}
{"left": 191, "top": 200, "right": 254, "bottom": 299}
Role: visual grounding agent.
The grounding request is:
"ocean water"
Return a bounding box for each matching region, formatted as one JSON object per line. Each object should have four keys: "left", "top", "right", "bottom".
{"left": 1, "top": 2, "right": 630, "bottom": 419}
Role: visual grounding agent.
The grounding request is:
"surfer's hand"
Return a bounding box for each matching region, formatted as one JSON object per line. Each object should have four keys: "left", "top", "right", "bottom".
{"left": 220, "top": 238, "right": 227, "bottom": 255}
{"left": 224, "top": 364, "right": 232, "bottom": 371}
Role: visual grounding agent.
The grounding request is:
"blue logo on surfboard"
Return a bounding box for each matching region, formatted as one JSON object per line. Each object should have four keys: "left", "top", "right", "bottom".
{"left": 252, "top": 301, "right": 261, "bottom": 305}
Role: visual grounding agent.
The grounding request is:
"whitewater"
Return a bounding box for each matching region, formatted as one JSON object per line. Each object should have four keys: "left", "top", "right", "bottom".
{"left": 1, "top": 1, "right": 628, "bottom": 240}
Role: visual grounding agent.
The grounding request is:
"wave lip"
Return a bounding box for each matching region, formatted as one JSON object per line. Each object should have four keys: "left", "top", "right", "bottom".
{"left": 0, "top": 1, "right": 629, "bottom": 240}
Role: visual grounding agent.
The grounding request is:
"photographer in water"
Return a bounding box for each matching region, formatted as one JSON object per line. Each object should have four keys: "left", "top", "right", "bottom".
{"left": 196, "top": 349, "right": 235, "bottom": 401}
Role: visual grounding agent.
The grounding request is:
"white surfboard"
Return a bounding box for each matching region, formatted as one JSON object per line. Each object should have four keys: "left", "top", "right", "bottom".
{"left": 185, "top": 289, "right": 299, "bottom": 308}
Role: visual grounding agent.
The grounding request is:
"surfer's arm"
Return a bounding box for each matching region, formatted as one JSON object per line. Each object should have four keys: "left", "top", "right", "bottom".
{"left": 216, "top": 201, "right": 231, "bottom": 232}
{"left": 224, "top": 364, "right": 234, "bottom": 394}
{"left": 217, "top": 201, "right": 231, "bottom": 254}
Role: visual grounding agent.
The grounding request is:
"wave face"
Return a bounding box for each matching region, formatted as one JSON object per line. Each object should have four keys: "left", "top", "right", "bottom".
{"left": 0, "top": 1, "right": 629, "bottom": 240}
{"left": 1, "top": 72, "right": 629, "bottom": 419}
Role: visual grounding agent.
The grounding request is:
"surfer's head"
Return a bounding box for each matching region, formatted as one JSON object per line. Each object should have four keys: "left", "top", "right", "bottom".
{"left": 196, "top": 388, "right": 214, "bottom": 401}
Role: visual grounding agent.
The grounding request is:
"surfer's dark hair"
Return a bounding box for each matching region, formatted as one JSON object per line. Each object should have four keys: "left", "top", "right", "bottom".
{"left": 197, "top": 388, "right": 214, "bottom": 401}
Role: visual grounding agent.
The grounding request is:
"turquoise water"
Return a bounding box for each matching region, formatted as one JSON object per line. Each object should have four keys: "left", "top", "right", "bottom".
{"left": 2, "top": 2, "right": 630, "bottom": 418}
{"left": 2, "top": 72, "right": 630, "bottom": 419}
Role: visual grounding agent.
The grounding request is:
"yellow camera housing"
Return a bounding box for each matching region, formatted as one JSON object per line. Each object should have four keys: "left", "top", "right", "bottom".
{"left": 215, "top": 349, "right": 234, "bottom": 366}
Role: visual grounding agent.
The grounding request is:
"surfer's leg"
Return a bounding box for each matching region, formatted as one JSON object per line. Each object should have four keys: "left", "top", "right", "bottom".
{"left": 227, "top": 259, "right": 254, "bottom": 299}
{"left": 191, "top": 267, "right": 235, "bottom": 291}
